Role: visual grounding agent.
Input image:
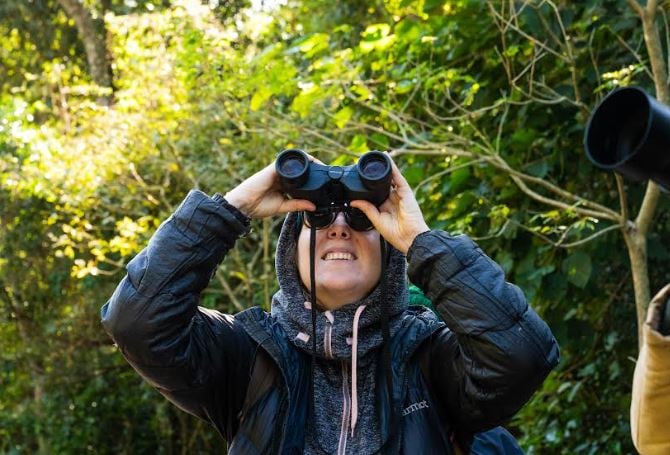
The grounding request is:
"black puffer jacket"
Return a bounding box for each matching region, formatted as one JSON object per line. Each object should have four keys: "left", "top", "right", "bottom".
{"left": 101, "top": 190, "right": 559, "bottom": 453}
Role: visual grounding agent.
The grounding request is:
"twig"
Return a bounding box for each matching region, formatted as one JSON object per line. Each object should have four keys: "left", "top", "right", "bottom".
{"left": 513, "top": 218, "right": 622, "bottom": 248}
{"left": 215, "top": 270, "right": 245, "bottom": 312}
{"left": 626, "top": 0, "right": 644, "bottom": 18}
{"left": 413, "top": 158, "right": 487, "bottom": 196}
{"left": 488, "top": 154, "right": 621, "bottom": 219}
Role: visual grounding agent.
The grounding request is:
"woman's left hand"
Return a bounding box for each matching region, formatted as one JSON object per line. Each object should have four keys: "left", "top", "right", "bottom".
{"left": 350, "top": 154, "right": 430, "bottom": 255}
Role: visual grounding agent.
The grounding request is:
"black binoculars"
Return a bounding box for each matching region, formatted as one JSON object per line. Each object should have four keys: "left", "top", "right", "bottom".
{"left": 275, "top": 149, "right": 392, "bottom": 208}
{"left": 584, "top": 86, "right": 670, "bottom": 191}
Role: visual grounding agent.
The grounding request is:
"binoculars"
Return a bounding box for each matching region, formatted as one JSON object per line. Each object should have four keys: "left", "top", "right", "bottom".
{"left": 275, "top": 149, "right": 392, "bottom": 208}
{"left": 584, "top": 86, "right": 670, "bottom": 191}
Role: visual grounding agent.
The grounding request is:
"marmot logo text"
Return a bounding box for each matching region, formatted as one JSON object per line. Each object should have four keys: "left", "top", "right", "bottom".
{"left": 402, "top": 400, "right": 429, "bottom": 416}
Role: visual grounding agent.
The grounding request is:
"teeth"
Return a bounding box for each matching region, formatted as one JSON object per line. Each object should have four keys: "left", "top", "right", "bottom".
{"left": 324, "top": 252, "right": 354, "bottom": 261}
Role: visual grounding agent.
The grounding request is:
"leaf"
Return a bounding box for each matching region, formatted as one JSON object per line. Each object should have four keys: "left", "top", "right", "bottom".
{"left": 369, "top": 133, "right": 389, "bottom": 150}
{"left": 395, "top": 80, "right": 414, "bottom": 94}
{"left": 526, "top": 160, "right": 549, "bottom": 178}
{"left": 395, "top": 18, "right": 421, "bottom": 43}
{"left": 561, "top": 251, "right": 592, "bottom": 288}
{"left": 297, "top": 33, "right": 330, "bottom": 58}
{"left": 403, "top": 164, "right": 424, "bottom": 186}
{"left": 350, "top": 84, "right": 372, "bottom": 100}
{"left": 349, "top": 134, "right": 368, "bottom": 153}
{"left": 448, "top": 166, "right": 471, "bottom": 193}
{"left": 495, "top": 251, "right": 514, "bottom": 274}
{"left": 360, "top": 23, "right": 396, "bottom": 53}
{"left": 333, "top": 106, "right": 353, "bottom": 129}
{"left": 250, "top": 86, "right": 272, "bottom": 111}
{"left": 290, "top": 84, "right": 322, "bottom": 118}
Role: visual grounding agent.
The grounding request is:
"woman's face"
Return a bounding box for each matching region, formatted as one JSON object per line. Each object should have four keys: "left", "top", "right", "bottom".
{"left": 296, "top": 212, "right": 382, "bottom": 311}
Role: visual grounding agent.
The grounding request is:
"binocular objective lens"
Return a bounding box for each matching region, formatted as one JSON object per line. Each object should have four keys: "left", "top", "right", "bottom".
{"left": 279, "top": 157, "right": 306, "bottom": 177}
{"left": 361, "top": 159, "right": 388, "bottom": 180}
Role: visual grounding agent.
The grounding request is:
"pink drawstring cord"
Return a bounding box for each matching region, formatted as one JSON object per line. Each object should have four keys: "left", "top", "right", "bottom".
{"left": 350, "top": 304, "right": 367, "bottom": 436}
{"left": 324, "top": 311, "right": 334, "bottom": 359}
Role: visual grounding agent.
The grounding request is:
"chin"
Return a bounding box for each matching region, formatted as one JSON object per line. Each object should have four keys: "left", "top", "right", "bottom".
{"left": 320, "top": 277, "right": 364, "bottom": 294}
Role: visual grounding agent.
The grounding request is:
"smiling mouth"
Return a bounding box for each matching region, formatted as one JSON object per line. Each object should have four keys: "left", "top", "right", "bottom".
{"left": 323, "top": 252, "right": 356, "bottom": 261}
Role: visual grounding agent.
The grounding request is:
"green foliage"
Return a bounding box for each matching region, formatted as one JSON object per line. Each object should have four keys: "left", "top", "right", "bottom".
{"left": 2, "top": 0, "right": 669, "bottom": 452}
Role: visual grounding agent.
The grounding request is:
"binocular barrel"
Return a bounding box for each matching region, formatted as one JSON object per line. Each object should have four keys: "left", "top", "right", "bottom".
{"left": 357, "top": 151, "right": 392, "bottom": 190}
{"left": 584, "top": 86, "right": 670, "bottom": 190}
{"left": 276, "top": 149, "right": 310, "bottom": 189}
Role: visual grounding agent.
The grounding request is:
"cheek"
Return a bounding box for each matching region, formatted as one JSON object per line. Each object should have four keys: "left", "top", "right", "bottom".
{"left": 361, "top": 235, "right": 382, "bottom": 278}
{"left": 296, "top": 236, "right": 309, "bottom": 280}
{"left": 296, "top": 230, "right": 323, "bottom": 284}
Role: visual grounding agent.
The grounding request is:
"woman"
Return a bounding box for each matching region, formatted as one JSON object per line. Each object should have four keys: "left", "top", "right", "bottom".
{"left": 101, "top": 153, "right": 559, "bottom": 453}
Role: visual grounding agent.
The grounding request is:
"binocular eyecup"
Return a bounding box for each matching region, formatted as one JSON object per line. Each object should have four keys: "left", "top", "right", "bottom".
{"left": 275, "top": 149, "right": 392, "bottom": 207}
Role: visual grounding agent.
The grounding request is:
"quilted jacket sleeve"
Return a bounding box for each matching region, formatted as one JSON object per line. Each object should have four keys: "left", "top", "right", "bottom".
{"left": 407, "top": 231, "right": 559, "bottom": 437}
{"left": 100, "top": 190, "right": 256, "bottom": 441}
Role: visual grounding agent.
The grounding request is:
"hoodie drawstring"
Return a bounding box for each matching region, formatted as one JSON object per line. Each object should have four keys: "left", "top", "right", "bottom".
{"left": 324, "top": 310, "right": 334, "bottom": 359}
{"left": 350, "top": 304, "right": 367, "bottom": 436}
{"left": 305, "top": 221, "right": 396, "bottom": 448}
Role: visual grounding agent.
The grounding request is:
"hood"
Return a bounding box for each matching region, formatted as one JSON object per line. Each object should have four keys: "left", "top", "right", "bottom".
{"left": 270, "top": 212, "right": 409, "bottom": 362}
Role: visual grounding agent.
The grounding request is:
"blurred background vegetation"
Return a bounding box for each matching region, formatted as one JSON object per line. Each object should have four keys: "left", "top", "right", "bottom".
{"left": 1, "top": 0, "right": 669, "bottom": 453}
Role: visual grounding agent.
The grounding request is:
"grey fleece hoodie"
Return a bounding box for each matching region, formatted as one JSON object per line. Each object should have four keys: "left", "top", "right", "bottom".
{"left": 270, "top": 212, "right": 418, "bottom": 455}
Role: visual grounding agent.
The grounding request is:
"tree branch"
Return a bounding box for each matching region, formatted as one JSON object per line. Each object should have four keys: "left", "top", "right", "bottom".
{"left": 626, "top": 0, "right": 645, "bottom": 18}
{"left": 635, "top": 181, "right": 662, "bottom": 235}
{"left": 214, "top": 270, "right": 245, "bottom": 312}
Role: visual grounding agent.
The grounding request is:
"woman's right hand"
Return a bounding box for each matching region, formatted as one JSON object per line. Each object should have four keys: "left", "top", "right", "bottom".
{"left": 224, "top": 159, "right": 316, "bottom": 219}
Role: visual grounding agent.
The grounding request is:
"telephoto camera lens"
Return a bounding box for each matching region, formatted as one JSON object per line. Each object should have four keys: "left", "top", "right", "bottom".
{"left": 584, "top": 86, "right": 670, "bottom": 189}
{"left": 276, "top": 149, "right": 310, "bottom": 188}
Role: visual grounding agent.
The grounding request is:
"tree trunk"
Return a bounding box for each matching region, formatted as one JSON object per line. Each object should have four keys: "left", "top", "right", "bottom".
{"left": 625, "top": 0, "right": 666, "bottom": 348}
{"left": 624, "top": 229, "right": 651, "bottom": 347}
{"left": 56, "top": 0, "right": 113, "bottom": 104}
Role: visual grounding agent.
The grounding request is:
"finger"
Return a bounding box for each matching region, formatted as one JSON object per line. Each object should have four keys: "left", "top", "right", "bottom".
{"left": 385, "top": 153, "right": 411, "bottom": 191}
{"left": 377, "top": 197, "right": 395, "bottom": 213}
{"left": 350, "top": 200, "right": 381, "bottom": 225}
{"left": 279, "top": 199, "right": 316, "bottom": 214}
{"left": 305, "top": 153, "right": 325, "bottom": 165}
{"left": 388, "top": 187, "right": 401, "bottom": 204}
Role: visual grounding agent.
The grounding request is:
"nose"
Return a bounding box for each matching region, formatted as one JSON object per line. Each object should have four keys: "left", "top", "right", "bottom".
{"left": 327, "top": 212, "right": 351, "bottom": 239}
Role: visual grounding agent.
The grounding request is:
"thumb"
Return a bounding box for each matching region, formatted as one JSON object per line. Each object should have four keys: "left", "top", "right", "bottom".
{"left": 280, "top": 199, "right": 316, "bottom": 214}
